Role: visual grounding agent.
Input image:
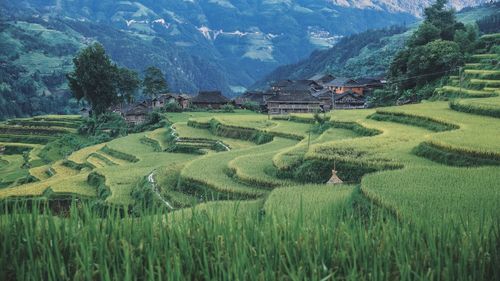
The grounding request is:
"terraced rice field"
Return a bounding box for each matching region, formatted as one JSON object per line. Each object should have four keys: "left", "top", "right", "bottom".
{"left": 1, "top": 44, "right": 499, "bottom": 242}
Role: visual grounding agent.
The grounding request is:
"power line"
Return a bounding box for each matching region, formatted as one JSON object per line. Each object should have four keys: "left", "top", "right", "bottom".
{"left": 387, "top": 67, "right": 460, "bottom": 84}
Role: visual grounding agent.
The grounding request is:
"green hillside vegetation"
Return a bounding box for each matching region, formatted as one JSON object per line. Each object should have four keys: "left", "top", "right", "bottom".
{"left": 370, "top": 1, "right": 500, "bottom": 106}
{"left": 254, "top": 2, "right": 498, "bottom": 90}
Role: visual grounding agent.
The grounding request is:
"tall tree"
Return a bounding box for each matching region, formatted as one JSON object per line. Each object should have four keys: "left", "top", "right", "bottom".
{"left": 143, "top": 66, "right": 168, "bottom": 98}
{"left": 383, "top": 0, "right": 469, "bottom": 102}
{"left": 67, "top": 43, "right": 119, "bottom": 115}
{"left": 116, "top": 68, "right": 140, "bottom": 103}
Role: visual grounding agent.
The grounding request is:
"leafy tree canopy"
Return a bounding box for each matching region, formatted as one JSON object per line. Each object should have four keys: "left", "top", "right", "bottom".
{"left": 375, "top": 0, "right": 479, "bottom": 106}
{"left": 67, "top": 43, "right": 140, "bottom": 115}
{"left": 143, "top": 66, "right": 168, "bottom": 98}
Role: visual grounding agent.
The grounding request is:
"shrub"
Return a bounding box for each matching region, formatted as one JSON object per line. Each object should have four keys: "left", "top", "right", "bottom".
{"left": 78, "top": 112, "right": 127, "bottom": 141}
{"left": 163, "top": 101, "right": 183, "bottom": 112}
{"left": 220, "top": 104, "right": 235, "bottom": 113}
{"left": 87, "top": 171, "right": 111, "bottom": 200}
{"left": 242, "top": 101, "right": 260, "bottom": 112}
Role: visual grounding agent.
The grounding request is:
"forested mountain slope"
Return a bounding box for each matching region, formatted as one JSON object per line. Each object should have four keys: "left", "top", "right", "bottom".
{"left": 254, "top": 2, "right": 497, "bottom": 89}
{"left": 0, "top": 0, "right": 488, "bottom": 118}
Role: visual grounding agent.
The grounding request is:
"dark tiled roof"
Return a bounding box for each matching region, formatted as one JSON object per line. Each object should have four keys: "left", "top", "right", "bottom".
{"left": 235, "top": 91, "right": 267, "bottom": 105}
{"left": 178, "top": 94, "right": 192, "bottom": 100}
{"left": 306, "top": 74, "right": 336, "bottom": 84}
{"left": 266, "top": 91, "right": 320, "bottom": 103}
{"left": 124, "top": 103, "right": 150, "bottom": 116}
{"left": 324, "top": 77, "right": 359, "bottom": 87}
{"left": 333, "top": 92, "right": 365, "bottom": 102}
{"left": 312, "top": 89, "right": 333, "bottom": 99}
{"left": 270, "top": 79, "right": 294, "bottom": 88}
{"left": 153, "top": 93, "right": 176, "bottom": 102}
{"left": 192, "top": 91, "right": 229, "bottom": 104}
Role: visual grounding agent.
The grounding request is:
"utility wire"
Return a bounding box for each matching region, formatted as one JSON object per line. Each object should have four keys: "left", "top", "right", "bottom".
{"left": 386, "top": 67, "right": 460, "bottom": 84}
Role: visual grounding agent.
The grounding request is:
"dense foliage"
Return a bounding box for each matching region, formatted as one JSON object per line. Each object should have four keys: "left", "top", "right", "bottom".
{"left": 0, "top": 21, "right": 79, "bottom": 119}
{"left": 67, "top": 43, "right": 141, "bottom": 115}
{"left": 476, "top": 2, "right": 500, "bottom": 34}
{"left": 142, "top": 67, "right": 168, "bottom": 98}
{"left": 254, "top": 25, "right": 408, "bottom": 89}
{"left": 369, "top": 0, "right": 481, "bottom": 106}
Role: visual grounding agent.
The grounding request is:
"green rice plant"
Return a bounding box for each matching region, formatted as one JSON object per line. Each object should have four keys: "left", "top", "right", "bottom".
{"left": 175, "top": 122, "right": 254, "bottom": 150}
{"left": 0, "top": 125, "right": 75, "bottom": 135}
{"left": 100, "top": 145, "right": 139, "bottom": 163}
{"left": 414, "top": 141, "right": 500, "bottom": 166}
{"left": 180, "top": 139, "right": 294, "bottom": 199}
{"left": 464, "top": 63, "right": 491, "bottom": 70}
{"left": 379, "top": 102, "right": 500, "bottom": 157}
{"left": 0, "top": 155, "right": 30, "bottom": 188}
{"left": 207, "top": 118, "right": 275, "bottom": 144}
{"left": 7, "top": 119, "right": 81, "bottom": 129}
{"left": 28, "top": 164, "right": 52, "bottom": 181}
{"left": 228, "top": 138, "right": 299, "bottom": 188}
{"left": 105, "top": 133, "right": 156, "bottom": 158}
{"left": 155, "top": 164, "right": 199, "bottom": 208}
{"left": 264, "top": 184, "right": 354, "bottom": 223}
{"left": 0, "top": 194, "right": 498, "bottom": 281}
{"left": 450, "top": 97, "right": 500, "bottom": 118}
{"left": 67, "top": 143, "right": 105, "bottom": 164}
{"left": 368, "top": 110, "right": 459, "bottom": 131}
{"left": 100, "top": 152, "right": 198, "bottom": 205}
{"left": 88, "top": 153, "right": 118, "bottom": 167}
{"left": 140, "top": 136, "right": 163, "bottom": 152}
{"left": 145, "top": 127, "right": 170, "bottom": 151}
{"left": 272, "top": 127, "right": 362, "bottom": 173}
{"left": 0, "top": 160, "right": 85, "bottom": 199}
{"left": 0, "top": 134, "right": 56, "bottom": 144}
{"left": 435, "top": 86, "right": 497, "bottom": 98}
{"left": 469, "top": 78, "right": 500, "bottom": 88}
{"left": 0, "top": 142, "right": 35, "bottom": 155}
{"left": 32, "top": 115, "right": 82, "bottom": 121}
{"left": 362, "top": 166, "right": 500, "bottom": 227}
{"left": 87, "top": 171, "right": 110, "bottom": 200}
{"left": 463, "top": 69, "right": 500, "bottom": 79}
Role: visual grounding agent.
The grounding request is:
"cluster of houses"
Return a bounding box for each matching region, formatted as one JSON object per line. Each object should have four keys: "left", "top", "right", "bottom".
{"left": 235, "top": 75, "right": 386, "bottom": 114}
{"left": 81, "top": 74, "right": 386, "bottom": 125}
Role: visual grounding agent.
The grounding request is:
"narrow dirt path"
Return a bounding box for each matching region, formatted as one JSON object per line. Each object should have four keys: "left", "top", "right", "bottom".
{"left": 148, "top": 171, "right": 175, "bottom": 210}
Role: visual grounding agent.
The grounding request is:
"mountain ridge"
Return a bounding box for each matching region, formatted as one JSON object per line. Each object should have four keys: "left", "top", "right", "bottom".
{"left": 253, "top": 2, "right": 497, "bottom": 90}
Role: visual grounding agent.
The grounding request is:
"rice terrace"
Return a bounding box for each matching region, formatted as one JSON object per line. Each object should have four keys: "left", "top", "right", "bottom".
{"left": 1, "top": 0, "right": 500, "bottom": 280}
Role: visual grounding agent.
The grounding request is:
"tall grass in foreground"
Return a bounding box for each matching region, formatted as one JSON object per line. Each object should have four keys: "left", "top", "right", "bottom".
{"left": 0, "top": 193, "right": 499, "bottom": 281}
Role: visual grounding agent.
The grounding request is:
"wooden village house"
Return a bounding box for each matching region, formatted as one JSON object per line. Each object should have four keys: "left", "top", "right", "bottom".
{"left": 324, "top": 78, "right": 366, "bottom": 95}
{"left": 152, "top": 93, "right": 192, "bottom": 109}
{"left": 234, "top": 91, "right": 273, "bottom": 111}
{"left": 266, "top": 91, "right": 321, "bottom": 115}
{"left": 177, "top": 94, "right": 192, "bottom": 109}
{"left": 332, "top": 92, "right": 366, "bottom": 109}
{"left": 123, "top": 103, "right": 150, "bottom": 125}
{"left": 152, "top": 94, "right": 177, "bottom": 109}
{"left": 191, "top": 91, "right": 229, "bottom": 109}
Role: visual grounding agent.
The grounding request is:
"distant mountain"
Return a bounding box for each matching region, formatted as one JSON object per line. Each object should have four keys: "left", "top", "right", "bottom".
{"left": 0, "top": 0, "right": 489, "bottom": 118}
{"left": 253, "top": 2, "right": 497, "bottom": 90}
{"left": 1, "top": 0, "right": 427, "bottom": 94}
{"left": 327, "top": 0, "right": 489, "bottom": 16}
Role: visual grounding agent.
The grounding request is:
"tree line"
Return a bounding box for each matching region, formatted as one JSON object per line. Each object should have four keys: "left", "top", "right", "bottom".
{"left": 369, "top": 0, "right": 488, "bottom": 106}
{"left": 67, "top": 43, "right": 169, "bottom": 115}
